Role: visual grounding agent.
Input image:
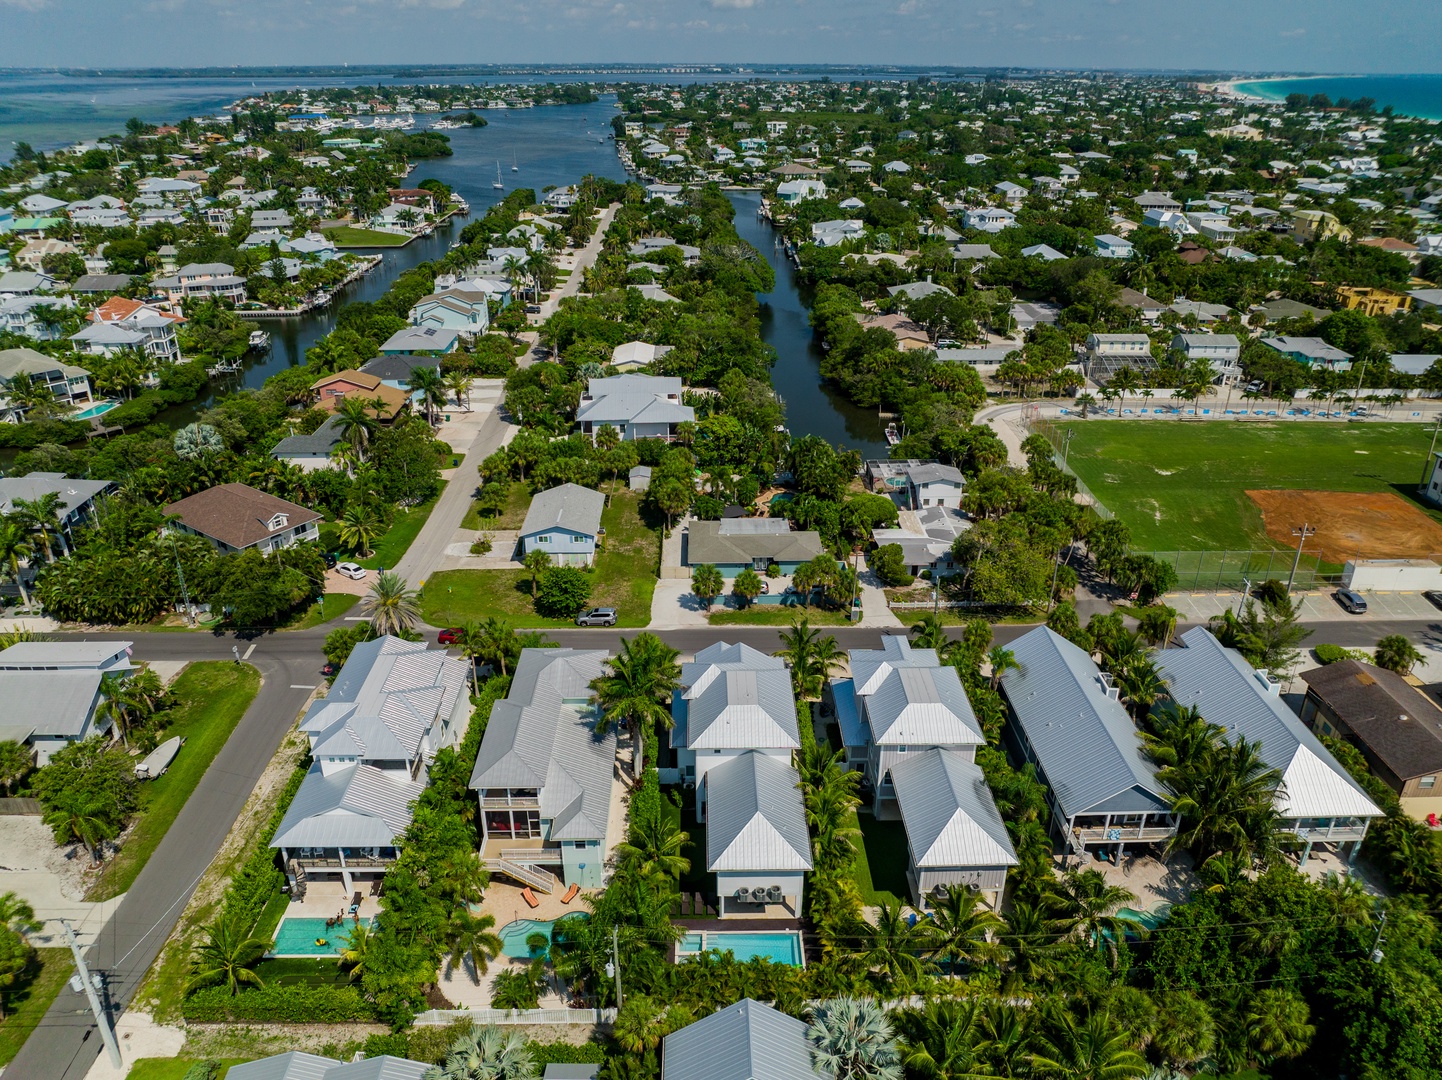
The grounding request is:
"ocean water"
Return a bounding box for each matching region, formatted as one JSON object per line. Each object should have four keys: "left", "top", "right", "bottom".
{"left": 1232, "top": 74, "right": 1442, "bottom": 121}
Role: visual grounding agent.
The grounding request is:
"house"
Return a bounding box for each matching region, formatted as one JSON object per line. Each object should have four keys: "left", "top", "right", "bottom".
{"left": 387, "top": 189, "right": 436, "bottom": 214}
{"left": 887, "top": 280, "right": 954, "bottom": 302}
{"left": 269, "top": 414, "right": 347, "bottom": 473}
{"left": 164, "top": 483, "right": 322, "bottom": 555}
{"left": 469, "top": 648, "right": 617, "bottom": 891}
{"left": 1301, "top": 660, "right": 1442, "bottom": 821}
{"left": 853, "top": 312, "right": 931, "bottom": 350}
{"left": 1142, "top": 209, "right": 1197, "bottom": 236}
{"left": 610, "top": 341, "right": 673, "bottom": 370}
{"left": 0, "top": 473, "right": 114, "bottom": 547}
{"left": 1012, "top": 301, "right": 1063, "bottom": 332}
{"left": 309, "top": 369, "right": 410, "bottom": 421}
{"left": 1172, "top": 333, "right": 1241, "bottom": 381}
{"left": 544, "top": 185, "right": 578, "bottom": 209}
{"left": 1085, "top": 333, "right": 1153, "bottom": 383}
{"left": 902, "top": 461, "right": 964, "bottom": 509}
{"left": 0, "top": 349, "right": 94, "bottom": 421}
{"left": 1021, "top": 243, "right": 1067, "bottom": 261}
{"left": 377, "top": 326, "right": 458, "bottom": 356}
{"left": 274, "top": 636, "right": 468, "bottom": 895}
{"left": 994, "top": 180, "right": 1027, "bottom": 204}
{"left": 1335, "top": 286, "right": 1413, "bottom": 318}
{"left": 518, "top": 483, "right": 605, "bottom": 568}
{"left": 686, "top": 518, "right": 827, "bottom": 578}
{"left": 150, "top": 263, "right": 247, "bottom": 305}
{"left": 1261, "top": 336, "right": 1352, "bottom": 370}
{"left": 1117, "top": 288, "right": 1168, "bottom": 322}
{"left": 882, "top": 160, "right": 911, "bottom": 174}
{"left": 86, "top": 297, "right": 185, "bottom": 364}
{"left": 0, "top": 294, "right": 75, "bottom": 340}
{"left": 1187, "top": 212, "right": 1237, "bottom": 242}
{"left": 228, "top": 1051, "right": 429, "bottom": 1080}
{"left": 775, "top": 179, "right": 827, "bottom": 204}
{"left": 705, "top": 753, "right": 811, "bottom": 919}
{"left": 833, "top": 635, "right": 986, "bottom": 814}
{"left": 1157, "top": 628, "right": 1381, "bottom": 862}
{"left": 951, "top": 243, "right": 998, "bottom": 262}
{"left": 1170, "top": 299, "right": 1232, "bottom": 325}
{"left": 1134, "top": 191, "right": 1182, "bottom": 212}
{"left": 1251, "top": 298, "right": 1331, "bottom": 324}
{"left": 1000, "top": 627, "right": 1177, "bottom": 860}
{"left": 16, "top": 238, "right": 77, "bottom": 271}
{"left": 1290, "top": 209, "right": 1350, "bottom": 243}
{"left": 890, "top": 748, "right": 1017, "bottom": 909}
{"left": 810, "top": 219, "right": 865, "bottom": 247}
{"left": 962, "top": 207, "right": 1016, "bottom": 234}
{"left": 575, "top": 374, "right": 694, "bottom": 442}
{"left": 662, "top": 999, "right": 817, "bottom": 1080}
{"left": 0, "top": 271, "right": 62, "bottom": 296}
{"left": 1094, "top": 234, "right": 1135, "bottom": 260}
{"left": 0, "top": 640, "right": 133, "bottom": 764}
{"left": 633, "top": 284, "right": 680, "bottom": 304}
{"left": 408, "top": 288, "right": 491, "bottom": 336}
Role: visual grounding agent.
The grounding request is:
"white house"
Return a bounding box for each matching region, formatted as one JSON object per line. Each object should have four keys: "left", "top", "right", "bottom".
{"left": 963, "top": 208, "right": 1017, "bottom": 234}
{"left": 575, "top": 374, "right": 694, "bottom": 443}
{"left": 705, "top": 751, "right": 812, "bottom": 919}
{"left": 1172, "top": 333, "right": 1241, "bottom": 382}
{"left": 775, "top": 179, "right": 827, "bottom": 204}
{"left": 811, "top": 219, "right": 866, "bottom": 247}
{"left": 1094, "top": 234, "right": 1135, "bottom": 259}
{"left": 0, "top": 640, "right": 134, "bottom": 765}
{"left": 408, "top": 288, "right": 491, "bottom": 336}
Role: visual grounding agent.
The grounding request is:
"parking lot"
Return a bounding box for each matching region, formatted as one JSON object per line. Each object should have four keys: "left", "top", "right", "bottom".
{"left": 1167, "top": 588, "right": 1442, "bottom": 625}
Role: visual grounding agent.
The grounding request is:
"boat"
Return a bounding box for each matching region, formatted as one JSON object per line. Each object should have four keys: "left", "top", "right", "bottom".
{"left": 247, "top": 329, "right": 271, "bottom": 350}
{"left": 493, "top": 162, "right": 504, "bottom": 190}
{"left": 884, "top": 422, "right": 902, "bottom": 447}
{"left": 135, "top": 736, "right": 184, "bottom": 780}
{"left": 511, "top": 151, "right": 518, "bottom": 172}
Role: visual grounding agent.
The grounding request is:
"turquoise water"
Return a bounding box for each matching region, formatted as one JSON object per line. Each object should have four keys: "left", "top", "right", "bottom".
{"left": 273, "top": 916, "right": 371, "bottom": 957}
{"left": 1232, "top": 75, "right": 1442, "bottom": 121}
{"left": 72, "top": 400, "right": 118, "bottom": 421}
{"left": 677, "top": 930, "right": 804, "bottom": 966}
{"left": 497, "top": 913, "right": 588, "bottom": 959}
{"left": 1117, "top": 905, "right": 1171, "bottom": 931}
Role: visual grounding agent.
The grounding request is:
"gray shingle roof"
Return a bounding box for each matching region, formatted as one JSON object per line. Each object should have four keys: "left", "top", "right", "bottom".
{"left": 678, "top": 644, "right": 798, "bottom": 750}
{"left": 469, "top": 649, "right": 616, "bottom": 841}
{"left": 1300, "top": 660, "right": 1442, "bottom": 782}
{"left": 1156, "top": 628, "right": 1379, "bottom": 820}
{"left": 686, "top": 520, "right": 826, "bottom": 567}
{"left": 270, "top": 414, "right": 346, "bottom": 458}
{"left": 891, "top": 748, "right": 1018, "bottom": 869}
{"left": 662, "top": 999, "right": 823, "bottom": 1080}
{"left": 706, "top": 751, "right": 813, "bottom": 873}
{"left": 1001, "top": 627, "right": 1170, "bottom": 819}
{"left": 520, "top": 483, "right": 604, "bottom": 541}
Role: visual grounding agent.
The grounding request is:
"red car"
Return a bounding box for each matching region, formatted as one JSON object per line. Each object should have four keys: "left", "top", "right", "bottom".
{"left": 438, "top": 628, "right": 463, "bottom": 646}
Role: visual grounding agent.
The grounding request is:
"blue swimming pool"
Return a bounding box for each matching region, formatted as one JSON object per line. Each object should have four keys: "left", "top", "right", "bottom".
{"left": 72, "top": 400, "right": 118, "bottom": 420}
{"left": 677, "top": 930, "right": 804, "bottom": 967}
{"left": 272, "top": 916, "right": 371, "bottom": 957}
{"left": 497, "top": 913, "right": 589, "bottom": 959}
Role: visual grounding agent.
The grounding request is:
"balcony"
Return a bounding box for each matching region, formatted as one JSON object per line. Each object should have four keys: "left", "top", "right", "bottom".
{"left": 1072, "top": 824, "right": 1176, "bottom": 845}
{"left": 480, "top": 796, "right": 540, "bottom": 809}
{"left": 291, "top": 853, "right": 393, "bottom": 869}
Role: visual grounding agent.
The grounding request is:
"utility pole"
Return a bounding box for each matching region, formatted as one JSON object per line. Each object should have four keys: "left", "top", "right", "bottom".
{"left": 1370, "top": 910, "right": 1388, "bottom": 965}
{"left": 170, "top": 534, "right": 193, "bottom": 626}
{"left": 1236, "top": 577, "right": 1252, "bottom": 616}
{"left": 608, "top": 926, "right": 623, "bottom": 1008}
{"left": 1062, "top": 428, "right": 1075, "bottom": 469}
{"left": 62, "top": 920, "right": 121, "bottom": 1070}
{"left": 1421, "top": 416, "right": 1442, "bottom": 491}
{"left": 1286, "top": 524, "right": 1316, "bottom": 592}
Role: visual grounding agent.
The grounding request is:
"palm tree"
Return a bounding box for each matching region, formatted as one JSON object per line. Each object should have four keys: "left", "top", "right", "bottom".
{"left": 0, "top": 521, "right": 35, "bottom": 610}
{"left": 426, "top": 1024, "right": 538, "bottom": 1080}
{"left": 987, "top": 645, "right": 1020, "bottom": 689}
{"left": 1028, "top": 1010, "right": 1147, "bottom": 1080}
{"left": 94, "top": 673, "right": 141, "bottom": 749}
{"left": 1375, "top": 633, "right": 1425, "bottom": 675}
{"left": 909, "top": 613, "right": 950, "bottom": 653}
{"left": 590, "top": 633, "right": 681, "bottom": 779}
{"left": 976, "top": 1003, "right": 1034, "bottom": 1079}
{"left": 362, "top": 571, "right": 421, "bottom": 636}
{"left": 0, "top": 893, "right": 41, "bottom": 937}
{"left": 338, "top": 919, "right": 371, "bottom": 982}
{"left": 445, "top": 911, "right": 503, "bottom": 983}
{"left": 1243, "top": 989, "right": 1314, "bottom": 1064}
{"left": 928, "top": 883, "right": 1007, "bottom": 974}
{"left": 1000, "top": 899, "right": 1069, "bottom": 991}
{"left": 184, "top": 916, "right": 271, "bottom": 994}
{"left": 173, "top": 422, "right": 225, "bottom": 460}
{"left": 1115, "top": 657, "right": 1167, "bottom": 718}
{"left": 475, "top": 617, "right": 522, "bottom": 679}
{"left": 446, "top": 370, "right": 472, "bottom": 411}
{"left": 43, "top": 801, "right": 116, "bottom": 864}
{"left": 897, "top": 999, "right": 990, "bottom": 1080}
{"left": 338, "top": 504, "right": 382, "bottom": 557}
{"left": 522, "top": 548, "right": 551, "bottom": 598}
{"left": 617, "top": 811, "right": 690, "bottom": 881}
{"left": 691, "top": 563, "right": 724, "bottom": 610}
{"left": 1053, "top": 868, "right": 1138, "bottom": 966}
{"left": 1166, "top": 735, "right": 1285, "bottom": 866}
{"left": 407, "top": 365, "right": 450, "bottom": 426}
{"left": 1135, "top": 604, "right": 1182, "bottom": 647}
{"left": 775, "top": 617, "right": 844, "bottom": 699}
{"left": 11, "top": 493, "right": 66, "bottom": 562}
{"left": 333, "top": 396, "right": 380, "bottom": 459}
{"left": 808, "top": 996, "right": 903, "bottom": 1080}
{"left": 855, "top": 899, "right": 936, "bottom": 990}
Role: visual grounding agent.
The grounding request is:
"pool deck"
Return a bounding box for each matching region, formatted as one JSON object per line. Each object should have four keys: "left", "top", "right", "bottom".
{"left": 279, "top": 881, "right": 384, "bottom": 924}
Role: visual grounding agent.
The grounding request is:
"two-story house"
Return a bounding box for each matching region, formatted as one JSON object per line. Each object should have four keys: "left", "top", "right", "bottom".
{"left": 1093, "top": 234, "right": 1135, "bottom": 260}
{"left": 1086, "top": 333, "right": 1154, "bottom": 384}
{"left": 575, "top": 375, "right": 695, "bottom": 443}
{"left": 0, "top": 640, "right": 134, "bottom": 765}
{"left": 0, "top": 348, "right": 93, "bottom": 420}
{"left": 273, "top": 636, "right": 469, "bottom": 897}
{"left": 407, "top": 288, "right": 491, "bottom": 337}
{"left": 163, "top": 482, "right": 322, "bottom": 554}
{"left": 1172, "top": 333, "right": 1241, "bottom": 383}
{"left": 150, "top": 262, "right": 248, "bottom": 306}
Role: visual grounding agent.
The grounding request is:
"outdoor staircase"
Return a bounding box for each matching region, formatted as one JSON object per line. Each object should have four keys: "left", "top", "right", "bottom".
{"left": 484, "top": 857, "right": 558, "bottom": 893}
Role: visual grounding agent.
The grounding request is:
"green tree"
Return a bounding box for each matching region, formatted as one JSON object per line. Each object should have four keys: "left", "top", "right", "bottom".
{"left": 872, "top": 544, "right": 913, "bottom": 588}
{"left": 407, "top": 365, "right": 451, "bottom": 426}
{"left": 332, "top": 396, "right": 381, "bottom": 459}
{"left": 1244, "top": 988, "right": 1315, "bottom": 1064}
{"left": 1028, "top": 1010, "right": 1146, "bottom": 1080}
{"left": 1375, "top": 633, "right": 1425, "bottom": 675}
{"left": 444, "top": 911, "right": 503, "bottom": 983}
{"left": 535, "top": 566, "right": 591, "bottom": 617}
{"left": 691, "top": 563, "right": 724, "bottom": 609}
{"left": 617, "top": 809, "right": 691, "bottom": 883}
{"left": 338, "top": 504, "right": 383, "bottom": 557}
{"left": 590, "top": 633, "right": 681, "bottom": 778}
{"left": 775, "top": 617, "right": 844, "bottom": 699}
{"left": 733, "top": 567, "right": 764, "bottom": 608}
{"left": 808, "top": 997, "right": 903, "bottom": 1080}
{"left": 362, "top": 571, "right": 421, "bottom": 636}
{"left": 11, "top": 493, "right": 66, "bottom": 562}
{"left": 929, "top": 883, "right": 1007, "bottom": 974}
{"left": 339, "top": 919, "right": 372, "bottom": 982}
{"left": 0, "top": 743, "right": 31, "bottom": 798}
{"left": 0, "top": 892, "right": 41, "bottom": 937}
{"left": 184, "top": 916, "right": 271, "bottom": 994}
{"left": 427, "top": 1023, "right": 538, "bottom": 1080}
{"left": 0, "top": 520, "right": 36, "bottom": 610}
{"left": 522, "top": 548, "right": 552, "bottom": 598}
{"left": 0, "top": 926, "right": 34, "bottom": 1020}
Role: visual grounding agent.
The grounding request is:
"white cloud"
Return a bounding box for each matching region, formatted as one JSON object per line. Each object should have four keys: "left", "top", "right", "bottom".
{"left": 709, "top": 0, "right": 759, "bottom": 8}
{"left": 1280, "top": 27, "right": 1306, "bottom": 36}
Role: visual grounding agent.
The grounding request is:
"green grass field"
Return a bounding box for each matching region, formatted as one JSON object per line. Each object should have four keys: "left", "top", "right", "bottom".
{"left": 321, "top": 225, "right": 411, "bottom": 247}
{"left": 357, "top": 493, "right": 442, "bottom": 571}
{"left": 0, "top": 949, "right": 69, "bottom": 1066}
{"left": 852, "top": 811, "right": 909, "bottom": 907}
{"left": 87, "top": 663, "right": 261, "bottom": 901}
{"left": 285, "top": 592, "right": 359, "bottom": 631}
{"left": 461, "top": 485, "right": 532, "bottom": 531}
{"left": 128, "top": 1059, "right": 247, "bottom": 1080}
{"left": 421, "top": 489, "right": 659, "bottom": 628}
{"left": 709, "top": 605, "right": 851, "bottom": 626}
{"left": 1058, "top": 421, "right": 1442, "bottom": 552}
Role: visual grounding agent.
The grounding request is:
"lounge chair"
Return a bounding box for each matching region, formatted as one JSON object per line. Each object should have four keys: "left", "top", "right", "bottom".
{"left": 522, "top": 887, "right": 540, "bottom": 909}
{"left": 561, "top": 883, "right": 580, "bottom": 904}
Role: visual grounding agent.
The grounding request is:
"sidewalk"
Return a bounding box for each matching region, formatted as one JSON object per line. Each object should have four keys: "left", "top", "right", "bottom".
{"left": 1165, "top": 588, "right": 1442, "bottom": 625}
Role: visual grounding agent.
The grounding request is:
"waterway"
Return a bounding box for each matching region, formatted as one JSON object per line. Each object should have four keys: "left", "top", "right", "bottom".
{"left": 1230, "top": 74, "right": 1442, "bottom": 121}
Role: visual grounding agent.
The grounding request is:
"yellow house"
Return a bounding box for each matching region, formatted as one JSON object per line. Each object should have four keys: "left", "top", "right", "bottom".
{"left": 1335, "top": 285, "right": 1414, "bottom": 317}
{"left": 1290, "top": 209, "right": 1351, "bottom": 244}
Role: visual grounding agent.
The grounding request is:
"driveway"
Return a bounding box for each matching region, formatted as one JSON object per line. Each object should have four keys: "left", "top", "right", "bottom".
{"left": 533, "top": 203, "right": 619, "bottom": 323}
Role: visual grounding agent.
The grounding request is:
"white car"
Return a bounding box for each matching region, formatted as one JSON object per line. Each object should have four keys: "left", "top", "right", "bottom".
{"left": 336, "top": 562, "right": 367, "bottom": 580}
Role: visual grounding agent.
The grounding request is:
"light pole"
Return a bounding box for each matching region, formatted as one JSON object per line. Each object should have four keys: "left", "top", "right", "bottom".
{"left": 608, "top": 925, "right": 623, "bottom": 1007}
{"left": 1236, "top": 576, "right": 1252, "bottom": 616}
{"left": 1062, "top": 429, "right": 1076, "bottom": 469}
{"left": 1286, "top": 524, "right": 1316, "bottom": 593}
{"left": 170, "top": 534, "right": 193, "bottom": 626}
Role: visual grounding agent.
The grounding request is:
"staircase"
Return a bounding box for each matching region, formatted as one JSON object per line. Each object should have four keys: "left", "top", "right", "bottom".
{"left": 288, "top": 860, "right": 308, "bottom": 901}
{"left": 484, "top": 857, "right": 558, "bottom": 893}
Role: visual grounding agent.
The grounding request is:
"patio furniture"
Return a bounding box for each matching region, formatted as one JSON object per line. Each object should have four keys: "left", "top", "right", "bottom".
{"left": 561, "top": 883, "right": 580, "bottom": 904}
{"left": 522, "top": 887, "right": 540, "bottom": 909}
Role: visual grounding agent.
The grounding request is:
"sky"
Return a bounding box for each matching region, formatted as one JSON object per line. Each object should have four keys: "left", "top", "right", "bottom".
{"left": 1, "top": 0, "right": 1439, "bottom": 73}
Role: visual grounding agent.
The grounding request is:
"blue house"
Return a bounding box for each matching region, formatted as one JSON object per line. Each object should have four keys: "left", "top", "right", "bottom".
{"left": 408, "top": 287, "right": 491, "bottom": 337}
{"left": 1094, "top": 234, "right": 1134, "bottom": 260}
{"left": 518, "top": 483, "right": 605, "bottom": 568}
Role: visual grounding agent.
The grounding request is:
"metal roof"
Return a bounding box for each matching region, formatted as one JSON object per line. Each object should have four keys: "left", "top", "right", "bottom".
{"left": 890, "top": 749, "right": 1018, "bottom": 869}
{"left": 0, "top": 472, "right": 114, "bottom": 517}
{"left": 1156, "top": 628, "right": 1380, "bottom": 820}
{"left": 226, "top": 1052, "right": 342, "bottom": 1080}
{"left": 0, "top": 640, "right": 130, "bottom": 670}
{"left": 1001, "top": 627, "right": 1171, "bottom": 820}
{"left": 270, "top": 764, "right": 426, "bottom": 850}
{"left": 1, "top": 670, "right": 103, "bottom": 738}
{"left": 706, "top": 751, "right": 813, "bottom": 873}
{"left": 324, "top": 1057, "right": 432, "bottom": 1080}
{"left": 576, "top": 374, "right": 694, "bottom": 427}
{"left": 678, "top": 645, "right": 799, "bottom": 751}
{"left": 662, "top": 999, "right": 822, "bottom": 1080}
{"left": 520, "top": 483, "right": 605, "bottom": 540}
{"left": 830, "top": 678, "right": 867, "bottom": 749}
{"left": 847, "top": 637, "right": 982, "bottom": 748}
{"left": 469, "top": 649, "right": 616, "bottom": 841}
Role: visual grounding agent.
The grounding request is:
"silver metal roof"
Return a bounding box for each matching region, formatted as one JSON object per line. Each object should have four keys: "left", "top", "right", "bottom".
{"left": 890, "top": 749, "right": 1018, "bottom": 869}
{"left": 0, "top": 640, "right": 131, "bottom": 670}
{"left": 1001, "top": 627, "right": 1171, "bottom": 820}
{"left": 662, "top": 999, "right": 823, "bottom": 1080}
{"left": 226, "top": 1052, "right": 342, "bottom": 1080}
{"left": 270, "top": 764, "right": 426, "bottom": 850}
{"left": 706, "top": 752, "right": 813, "bottom": 873}
{"left": 324, "top": 1057, "right": 433, "bottom": 1080}
{"left": 847, "top": 637, "right": 982, "bottom": 748}
{"left": 2, "top": 670, "right": 103, "bottom": 738}
{"left": 575, "top": 375, "right": 694, "bottom": 428}
{"left": 679, "top": 656, "right": 799, "bottom": 750}
{"left": 519, "top": 483, "right": 605, "bottom": 540}
{"left": 0, "top": 472, "right": 114, "bottom": 518}
{"left": 469, "top": 649, "right": 616, "bottom": 841}
{"left": 1157, "top": 628, "right": 1381, "bottom": 820}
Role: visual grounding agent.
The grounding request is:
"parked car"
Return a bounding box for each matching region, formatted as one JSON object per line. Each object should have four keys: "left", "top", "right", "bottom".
{"left": 438, "top": 627, "right": 463, "bottom": 645}
{"left": 336, "top": 562, "right": 367, "bottom": 580}
{"left": 1333, "top": 588, "right": 1368, "bottom": 614}
{"left": 574, "top": 607, "right": 618, "bottom": 627}
{"left": 1424, "top": 590, "right": 1442, "bottom": 612}
{"left": 323, "top": 552, "right": 338, "bottom": 569}
{"left": 524, "top": 303, "right": 542, "bottom": 314}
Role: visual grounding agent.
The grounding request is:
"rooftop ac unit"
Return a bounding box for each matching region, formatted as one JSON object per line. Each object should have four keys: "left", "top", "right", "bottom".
{"left": 734, "top": 888, "right": 749, "bottom": 901}
{"left": 766, "top": 885, "right": 783, "bottom": 903}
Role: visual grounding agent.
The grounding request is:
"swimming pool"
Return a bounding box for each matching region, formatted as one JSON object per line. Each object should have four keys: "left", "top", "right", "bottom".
{"left": 72, "top": 400, "right": 118, "bottom": 420}
{"left": 1117, "top": 905, "right": 1171, "bottom": 931}
{"left": 272, "top": 916, "right": 372, "bottom": 957}
{"left": 677, "top": 930, "right": 804, "bottom": 967}
{"left": 497, "top": 913, "right": 589, "bottom": 959}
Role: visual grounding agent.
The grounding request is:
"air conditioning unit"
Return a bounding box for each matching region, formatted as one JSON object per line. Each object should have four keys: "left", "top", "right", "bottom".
{"left": 765, "top": 885, "right": 783, "bottom": 903}
{"left": 733, "top": 887, "right": 749, "bottom": 901}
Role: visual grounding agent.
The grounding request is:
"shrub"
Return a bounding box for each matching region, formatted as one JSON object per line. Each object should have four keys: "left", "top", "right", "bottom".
{"left": 181, "top": 1063, "right": 222, "bottom": 1080}
{"left": 535, "top": 565, "right": 592, "bottom": 617}
{"left": 872, "top": 543, "right": 913, "bottom": 588}
{"left": 469, "top": 537, "right": 493, "bottom": 556}
{"left": 1314, "top": 643, "right": 1369, "bottom": 665}
{"left": 181, "top": 982, "right": 378, "bottom": 1022}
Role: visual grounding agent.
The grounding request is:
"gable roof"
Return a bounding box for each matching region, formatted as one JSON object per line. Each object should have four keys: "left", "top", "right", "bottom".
{"left": 270, "top": 763, "right": 427, "bottom": 850}
{"left": 227, "top": 1052, "right": 343, "bottom": 1080}
{"left": 0, "top": 472, "right": 113, "bottom": 517}
{"left": 706, "top": 751, "right": 813, "bottom": 873}
{"left": 520, "top": 483, "right": 605, "bottom": 540}
{"left": 686, "top": 519, "right": 826, "bottom": 567}
{"left": 1301, "top": 660, "right": 1442, "bottom": 782}
{"left": 1157, "top": 629, "right": 1379, "bottom": 820}
{"left": 1001, "top": 627, "right": 1170, "bottom": 819}
{"left": 662, "top": 999, "right": 822, "bottom": 1080}
{"left": 575, "top": 374, "right": 693, "bottom": 428}
{"left": 271, "top": 414, "right": 346, "bottom": 458}
{"left": 891, "top": 749, "right": 1018, "bottom": 869}
{"left": 847, "top": 636, "right": 983, "bottom": 747}
{"left": 678, "top": 644, "right": 798, "bottom": 750}
{"left": 164, "top": 483, "right": 321, "bottom": 550}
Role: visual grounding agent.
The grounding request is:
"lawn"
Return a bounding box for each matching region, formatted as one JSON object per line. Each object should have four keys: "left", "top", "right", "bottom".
{"left": 1056, "top": 420, "right": 1442, "bottom": 552}
{"left": 662, "top": 801, "right": 711, "bottom": 901}
{"left": 285, "top": 592, "right": 360, "bottom": 631}
{"left": 420, "top": 489, "right": 659, "bottom": 628}
{"left": 87, "top": 662, "right": 262, "bottom": 902}
{"left": 128, "top": 1060, "right": 247, "bottom": 1080}
{"left": 321, "top": 225, "right": 411, "bottom": 247}
{"left": 851, "top": 810, "right": 909, "bottom": 907}
{"left": 0, "top": 948, "right": 69, "bottom": 1066}
{"left": 461, "top": 484, "right": 533, "bottom": 531}
{"left": 710, "top": 605, "right": 852, "bottom": 626}
{"left": 356, "top": 493, "right": 442, "bottom": 571}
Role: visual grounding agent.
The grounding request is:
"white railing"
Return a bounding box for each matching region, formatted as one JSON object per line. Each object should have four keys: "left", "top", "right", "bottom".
{"left": 484, "top": 858, "right": 558, "bottom": 893}
{"left": 500, "top": 848, "right": 564, "bottom": 865}
{"left": 415, "top": 1007, "right": 617, "bottom": 1026}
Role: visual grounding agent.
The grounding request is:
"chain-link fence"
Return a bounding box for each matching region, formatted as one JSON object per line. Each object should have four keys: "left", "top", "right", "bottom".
{"left": 1138, "top": 548, "right": 1344, "bottom": 591}
{"left": 1022, "top": 410, "right": 1114, "bottom": 520}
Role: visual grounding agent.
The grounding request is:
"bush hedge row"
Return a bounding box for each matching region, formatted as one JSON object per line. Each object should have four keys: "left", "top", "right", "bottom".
{"left": 181, "top": 983, "right": 378, "bottom": 1023}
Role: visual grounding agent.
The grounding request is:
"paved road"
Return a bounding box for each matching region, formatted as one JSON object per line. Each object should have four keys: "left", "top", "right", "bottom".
{"left": 536, "top": 202, "right": 618, "bottom": 321}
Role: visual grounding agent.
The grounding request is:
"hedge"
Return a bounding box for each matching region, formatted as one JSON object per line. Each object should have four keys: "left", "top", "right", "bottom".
{"left": 223, "top": 758, "right": 309, "bottom": 933}
{"left": 1314, "top": 643, "right": 1371, "bottom": 665}
{"left": 181, "top": 983, "right": 379, "bottom": 1022}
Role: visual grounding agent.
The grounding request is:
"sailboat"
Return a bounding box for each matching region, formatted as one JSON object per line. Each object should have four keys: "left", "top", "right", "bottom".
{"left": 511, "top": 151, "right": 518, "bottom": 172}
{"left": 492, "top": 163, "right": 504, "bottom": 190}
